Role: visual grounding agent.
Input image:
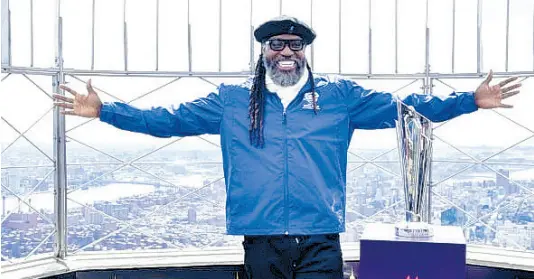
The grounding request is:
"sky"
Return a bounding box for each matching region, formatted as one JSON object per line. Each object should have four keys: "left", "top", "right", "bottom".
{"left": 1, "top": 0, "right": 534, "bottom": 158}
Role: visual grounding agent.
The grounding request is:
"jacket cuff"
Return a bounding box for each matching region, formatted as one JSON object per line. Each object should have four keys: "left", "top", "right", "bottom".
{"left": 99, "top": 102, "right": 114, "bottom": 124}
{"left": 462, "top": 91, "right": 479, "bottom": 113}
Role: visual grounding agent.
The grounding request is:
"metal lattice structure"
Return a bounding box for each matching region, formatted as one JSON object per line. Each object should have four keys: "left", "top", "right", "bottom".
{"left": 2, "top": 0, "right": 534, "bottom": 272}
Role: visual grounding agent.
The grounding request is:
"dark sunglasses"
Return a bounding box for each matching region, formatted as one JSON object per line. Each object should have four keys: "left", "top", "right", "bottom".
{"left": 265, "top": 39, "right": 305, "bottom": 51}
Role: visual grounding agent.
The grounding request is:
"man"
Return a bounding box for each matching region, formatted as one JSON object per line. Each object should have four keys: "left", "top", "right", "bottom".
{"left": 54, "top": 16, "right": 521, "bottom": 279}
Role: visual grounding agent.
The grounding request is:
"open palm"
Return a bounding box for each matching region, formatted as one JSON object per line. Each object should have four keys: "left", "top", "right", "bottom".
{"left": 475, "top": 70, "right": 522, "bottom": 109}
{"left": 53, "top": 79, "right": 102, "bottom": 118}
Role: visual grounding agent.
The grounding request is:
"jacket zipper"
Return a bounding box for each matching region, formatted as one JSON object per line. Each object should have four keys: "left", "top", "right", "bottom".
{"left": 283, "top": 108, "right": 289, "bottom": 235}
{"left": 272, "top": 81, "right": 312, "bottom": 235}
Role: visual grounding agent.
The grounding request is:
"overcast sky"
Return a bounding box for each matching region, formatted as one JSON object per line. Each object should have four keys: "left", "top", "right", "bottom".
{"left": 1, "top": 0, "right": 534, "bottom": 159}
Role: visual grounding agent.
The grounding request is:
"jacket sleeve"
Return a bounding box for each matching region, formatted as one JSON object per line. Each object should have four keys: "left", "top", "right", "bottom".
{"left": 99, "top": 88, "right": 225, "bottom": 137}
{"left": 343, "top": 79, "right": 479, "bottom": 130}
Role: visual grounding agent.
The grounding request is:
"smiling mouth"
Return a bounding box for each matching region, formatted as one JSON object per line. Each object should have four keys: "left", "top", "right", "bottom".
{"left": 276, "top": 60, "right": 296, "bottom": 71}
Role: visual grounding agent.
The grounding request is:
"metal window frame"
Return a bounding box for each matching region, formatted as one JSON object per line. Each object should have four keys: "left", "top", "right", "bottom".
{"left": 2, "top": 0, "right": 534, "bottom": 265}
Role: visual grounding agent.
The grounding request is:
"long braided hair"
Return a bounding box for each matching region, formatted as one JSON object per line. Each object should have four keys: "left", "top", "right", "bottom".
{"left": 248, "top": 53, "right": 267, "bottom": 147}
{"left": 248, "top": 54, "right": 317, "bottom": 148}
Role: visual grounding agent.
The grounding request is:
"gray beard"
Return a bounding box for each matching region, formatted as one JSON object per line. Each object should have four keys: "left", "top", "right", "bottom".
{"left": 263, "top": 55, "right": 306, "bottom": 87}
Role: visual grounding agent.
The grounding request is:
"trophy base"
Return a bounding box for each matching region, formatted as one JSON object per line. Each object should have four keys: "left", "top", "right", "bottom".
{"left": 395, "top": 221, "right": 434, "bottom": 238}
{"left": 360, "top": 223, "right": 466, "bottom": 279}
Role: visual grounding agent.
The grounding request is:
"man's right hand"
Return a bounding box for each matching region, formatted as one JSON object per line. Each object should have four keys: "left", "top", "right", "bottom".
{"left": 53, "top": 79, "right": 103, "bottom": 118}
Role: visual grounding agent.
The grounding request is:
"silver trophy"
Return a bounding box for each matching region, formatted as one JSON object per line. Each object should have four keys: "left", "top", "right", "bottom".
{"left": 394, "top": 100, "right": 433, "bottom": 238}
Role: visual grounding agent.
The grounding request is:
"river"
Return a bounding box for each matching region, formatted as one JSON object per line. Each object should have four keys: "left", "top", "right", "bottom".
{"left": 1, "top": 183, "right": 156, "bottom": 213}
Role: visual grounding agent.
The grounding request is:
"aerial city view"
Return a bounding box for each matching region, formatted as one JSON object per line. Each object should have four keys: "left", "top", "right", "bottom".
{"left": 2, "top": 136, "right": 533, "bottom": 260}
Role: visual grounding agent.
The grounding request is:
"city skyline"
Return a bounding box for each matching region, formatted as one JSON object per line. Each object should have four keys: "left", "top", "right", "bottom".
{"left": 2, "top": 145, "right": 534, "bottom": 260}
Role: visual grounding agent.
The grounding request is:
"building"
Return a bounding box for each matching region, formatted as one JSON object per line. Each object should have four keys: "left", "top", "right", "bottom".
{"left": 496, "top": 169, "right": 518, "bottom": 195}
{"left": 441, "top": 207, "right": 467, "bottom": 227}
{"left": 188, "top": 208, "right": 197, "bottom": 223}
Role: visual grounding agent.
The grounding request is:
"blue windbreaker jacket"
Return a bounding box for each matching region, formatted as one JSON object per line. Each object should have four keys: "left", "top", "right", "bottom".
{"left": 99, "top": 74, "right": 478, "bottom": 236}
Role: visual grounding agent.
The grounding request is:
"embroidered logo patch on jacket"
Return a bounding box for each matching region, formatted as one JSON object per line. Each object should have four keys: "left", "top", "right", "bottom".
{"left": 302, "top": 92, "right": 320, "bottom": 110}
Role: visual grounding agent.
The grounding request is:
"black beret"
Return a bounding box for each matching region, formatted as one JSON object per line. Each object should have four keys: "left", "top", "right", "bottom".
{"left": 254, "top": 16, "right": 316, "bottom": 44}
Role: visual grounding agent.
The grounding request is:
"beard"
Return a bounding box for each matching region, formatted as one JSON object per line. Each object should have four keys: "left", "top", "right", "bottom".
{"left": 263, "top": 54, "right": 306, "bottom": 87}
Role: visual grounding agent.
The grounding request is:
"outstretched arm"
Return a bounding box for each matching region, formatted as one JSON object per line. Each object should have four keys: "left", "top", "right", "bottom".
{"left": 53, "top": 79, "right": 225, "bottom": 137}
{"left": 345, "top": 70, "right": 521, "bottom": 130}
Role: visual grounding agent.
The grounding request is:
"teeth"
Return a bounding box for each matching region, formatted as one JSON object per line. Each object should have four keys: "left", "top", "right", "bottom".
{"left": 278, "top": 61, "right": 295, "bottom": 67}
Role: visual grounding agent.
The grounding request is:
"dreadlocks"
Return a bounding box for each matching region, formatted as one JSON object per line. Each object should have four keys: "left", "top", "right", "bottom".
{"left": 249, "top": 54, "right": 267, "bottom": 147}
{"left": 249, "top": 55, "right": 317, "bottom": 148}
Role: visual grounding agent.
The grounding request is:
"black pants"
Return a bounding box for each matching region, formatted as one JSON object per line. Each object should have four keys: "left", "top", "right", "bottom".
{"left": 242, "top": 233, "right": 344, "bottom": 279}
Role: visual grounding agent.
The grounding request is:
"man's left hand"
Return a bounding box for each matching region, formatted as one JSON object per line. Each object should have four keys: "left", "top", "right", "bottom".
{"left": 475, "top": 69, "right": 522, "bottom": 109}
